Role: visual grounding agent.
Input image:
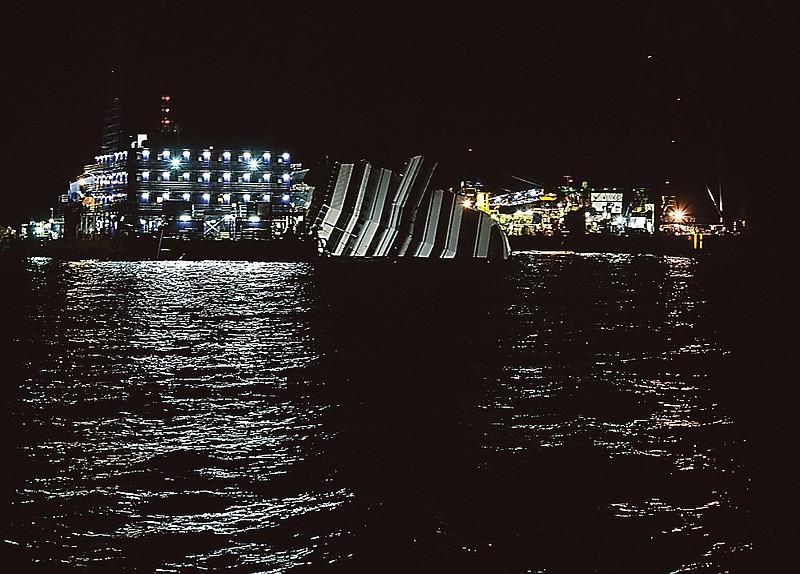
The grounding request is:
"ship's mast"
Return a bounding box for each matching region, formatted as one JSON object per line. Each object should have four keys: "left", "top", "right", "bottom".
{"left": 100, "top": 71, "right": 122, "bottom": 155}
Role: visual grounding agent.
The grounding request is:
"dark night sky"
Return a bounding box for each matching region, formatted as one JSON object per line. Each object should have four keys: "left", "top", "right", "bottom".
{"left": 2, "top": 1, "right": 797, "bottom": 233}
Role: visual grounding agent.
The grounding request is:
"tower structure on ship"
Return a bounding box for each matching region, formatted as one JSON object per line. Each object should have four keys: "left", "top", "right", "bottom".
{"left": 62, "top": 88, "right": 308, "bottom": 242}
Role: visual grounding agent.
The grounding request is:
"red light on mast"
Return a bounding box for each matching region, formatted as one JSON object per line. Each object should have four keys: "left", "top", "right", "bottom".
{"left": 160, "top": 95, "right": 173, "bottom": 132}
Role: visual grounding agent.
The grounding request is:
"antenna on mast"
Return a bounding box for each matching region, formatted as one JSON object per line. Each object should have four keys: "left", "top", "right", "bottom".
{"left": 100, "top": 70, "right": 122, "bottom": 154}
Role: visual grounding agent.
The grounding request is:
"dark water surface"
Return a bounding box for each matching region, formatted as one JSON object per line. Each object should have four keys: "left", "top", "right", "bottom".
{"left": 2, "top": 252, "right": 796, "bottom": 572}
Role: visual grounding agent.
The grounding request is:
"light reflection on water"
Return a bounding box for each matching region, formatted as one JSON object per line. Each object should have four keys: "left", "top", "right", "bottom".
{"left": 6, "top": 253, "right": 760, "bottom": 572}
{"left": 486, "top": 253, "right": 742, "bottom": 570}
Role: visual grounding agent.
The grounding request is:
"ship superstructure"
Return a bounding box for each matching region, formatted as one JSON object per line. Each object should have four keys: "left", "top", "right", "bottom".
{"left": 65, "top": 144, "right": 309, "bottom": 242}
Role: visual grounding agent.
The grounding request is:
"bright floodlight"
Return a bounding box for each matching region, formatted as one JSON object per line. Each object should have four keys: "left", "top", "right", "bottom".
{"left": 249, "top": 160, "right": 259, "bottom": 170}
{"left": 249, "top": 215, "right": 260, "bottom": 223}
{"left": 179, "top": 214, "right": 192, "bottom": 222}
{"left": 171, "top": 159, "right": 181, "bottom": 168}
{"left": 673, "top": 210, "right": 685, "bottom": 222}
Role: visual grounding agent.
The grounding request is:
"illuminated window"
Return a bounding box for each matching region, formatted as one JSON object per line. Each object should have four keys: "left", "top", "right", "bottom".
{"left": 142, "top": 149, "right": 150, "bottom": 160}
{"left": 282, "top": 152, "right": 290, "bottom": 162}
{"left": 282, "top": 173, "right": 290, "bottom": 183}
{"left": 223, "top": 171, "right": 231, "bottom": 183}
{"left": 263, "top": 173, "right": 270, "bottom": 182}
{"left": 182, "top": 172, "right": 190, "bottom": 182}
{"left": 203, "top": 172, "right": 211, "bottom": 183}
{"left": 243, "top": 172, "right": 251, "bottom": 182}
{"left": 140, "top": 192, "right": 149, "bottom": 200}
{"left": 222, "top": 193, "right": 231, "bottom": 202}
{"left": 242, "top": 193, "right": 251, "bottom": 202}
{"left": 243, "top": 152, "right": 251, "bottom": 161}
{"left": 263, "top": 152, "right": 271, "bottom": 161}
{"left": 162, "top": 192, "right": 170, "bottom": 200}
{"left": 202, "top": 150, "right": 211, "bottom": 161}
{"left": 202, "top": 193, "right": 211, "bottom": 201}
{"left": 142, "top": 171, "right": 150, "bottom": 181}
{"left": 223, "top": 151, "right": 231, "bottom": 161}
{"left": 182, "top": 192, "right": 190, "bottom": 201}
{"left": 161, "top": 171, "right": 170, "bottom": 181}
{"left": 162, "top": 150, "right": 170, "bottom": 160}
{"left": 182, "top": 150, "right": 190, "bottom": 160}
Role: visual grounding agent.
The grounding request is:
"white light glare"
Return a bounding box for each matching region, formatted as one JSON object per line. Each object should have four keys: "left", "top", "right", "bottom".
{"left": 179, "top": 214, "right": 192, "bottom": 222}
{"left": 249, "top": 215, "right": 260, "bottom": 223}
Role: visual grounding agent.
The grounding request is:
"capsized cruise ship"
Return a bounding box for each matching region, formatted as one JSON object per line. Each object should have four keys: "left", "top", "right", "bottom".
{"left": 23, "top": 89, "right": 510, "bottom": 260}
{"left": 305, "top": 156, "right": 511, "bottom": 259}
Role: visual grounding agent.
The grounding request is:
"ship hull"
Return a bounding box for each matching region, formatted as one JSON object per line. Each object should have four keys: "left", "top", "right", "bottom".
{"left": 15, "top": 237, "right": 319, "bottom": 262}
